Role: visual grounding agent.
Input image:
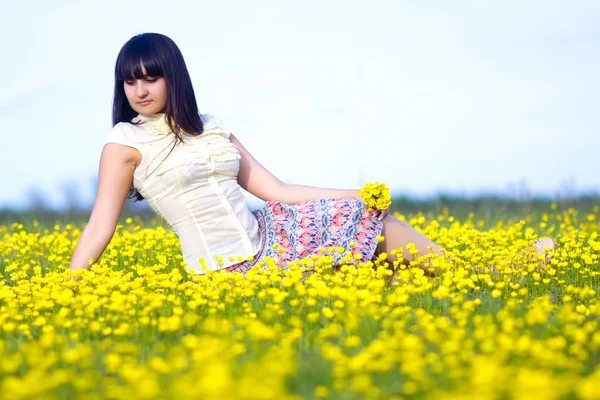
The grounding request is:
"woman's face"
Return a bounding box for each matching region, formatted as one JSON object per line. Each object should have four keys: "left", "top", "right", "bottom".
{"left": 123, "top": 64, "right": 167, "bottom": 115}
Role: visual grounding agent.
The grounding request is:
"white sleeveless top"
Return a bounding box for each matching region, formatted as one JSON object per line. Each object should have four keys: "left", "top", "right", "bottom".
{"left": 105, "top": 112, "right": 262, "bottom": 273}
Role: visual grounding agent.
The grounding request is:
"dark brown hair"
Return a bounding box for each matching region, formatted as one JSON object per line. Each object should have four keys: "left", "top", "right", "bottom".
{"left": 112, "top": 33, "right": 204, "bottom": 201}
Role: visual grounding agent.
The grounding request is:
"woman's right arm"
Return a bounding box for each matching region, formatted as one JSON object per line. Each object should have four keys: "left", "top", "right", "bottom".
{"left": 68, "top": 143, "right": 140, "bottom": 280}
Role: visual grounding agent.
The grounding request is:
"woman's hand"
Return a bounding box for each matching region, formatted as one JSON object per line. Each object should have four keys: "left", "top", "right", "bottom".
{"left": 353, "top": 190, "right": 390, "bottom": 221}
{"left": 354, "top": 191, "right": 390, "bottom": 221}
{"left": 369, "top": 207, "right": 390, "bottom": 222}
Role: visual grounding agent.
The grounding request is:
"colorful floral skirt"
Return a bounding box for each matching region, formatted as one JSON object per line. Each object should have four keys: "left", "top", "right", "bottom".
{"left": 223, "top": 198, "right": 384, "bottom": 274}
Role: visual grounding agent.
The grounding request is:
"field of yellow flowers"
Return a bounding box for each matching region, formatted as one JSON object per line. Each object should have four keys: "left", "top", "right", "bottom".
{"left": 1, "top": 206, "right": 599, "bottom": 399}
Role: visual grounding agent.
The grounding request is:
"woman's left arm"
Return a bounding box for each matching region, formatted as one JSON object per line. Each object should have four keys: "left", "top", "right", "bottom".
{"left": 230, "top": 134, "right": 361, "bottom": 204}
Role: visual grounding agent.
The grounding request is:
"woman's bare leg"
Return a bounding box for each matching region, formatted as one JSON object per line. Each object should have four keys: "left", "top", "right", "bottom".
{"left": 375, "top": 215, "right": 444, "bottom": 270}
{"left": 375, "top": 215, "right": 555, "bottom": 279}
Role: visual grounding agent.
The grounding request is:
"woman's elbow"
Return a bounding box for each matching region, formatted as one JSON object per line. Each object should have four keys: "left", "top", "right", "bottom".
{"left": 263, "top": 179, "right": 288, "bottom": 202}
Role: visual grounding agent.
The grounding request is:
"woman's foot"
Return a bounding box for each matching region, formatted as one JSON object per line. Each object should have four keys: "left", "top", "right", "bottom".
{"left": 531, "top": 237, "right": 556, "bottom": 265}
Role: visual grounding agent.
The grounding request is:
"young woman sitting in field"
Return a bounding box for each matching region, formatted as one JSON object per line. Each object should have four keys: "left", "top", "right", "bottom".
{"left": 67, "top": 33, "right": 554, "bottom": 282}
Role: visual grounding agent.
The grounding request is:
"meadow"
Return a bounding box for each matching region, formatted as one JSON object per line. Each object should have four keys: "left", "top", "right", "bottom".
{"left": 0, "top": 197, "right": 599, "bottom": 399}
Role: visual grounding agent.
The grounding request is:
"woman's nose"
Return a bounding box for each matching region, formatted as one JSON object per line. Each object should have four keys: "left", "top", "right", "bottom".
{"left": 135, "top": 81, "right": 148, "bottom": 97}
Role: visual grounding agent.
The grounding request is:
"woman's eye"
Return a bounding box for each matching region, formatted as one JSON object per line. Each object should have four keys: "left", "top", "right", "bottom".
{"left": 124, "top": 78, "right": 158, "bottom": 85}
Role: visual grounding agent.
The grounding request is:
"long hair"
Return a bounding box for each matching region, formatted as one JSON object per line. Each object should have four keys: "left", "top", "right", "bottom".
{"left": 112, "top": 33, "right": 204, "bottom": 201}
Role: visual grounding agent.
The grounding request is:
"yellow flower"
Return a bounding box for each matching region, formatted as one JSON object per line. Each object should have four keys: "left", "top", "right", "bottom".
{"left": 315, "top": 385, "right": 329, "bottom": 398}
{"left": 342, "top": 335, "right": 361, "bottom": 348}
{"left": 358, "top": 181, "right": 392, "bottom": 211}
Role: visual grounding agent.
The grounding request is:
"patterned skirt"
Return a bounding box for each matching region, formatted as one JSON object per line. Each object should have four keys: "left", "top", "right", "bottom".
{"left": 223, "top": 198, "right": 384, "bottom": 274}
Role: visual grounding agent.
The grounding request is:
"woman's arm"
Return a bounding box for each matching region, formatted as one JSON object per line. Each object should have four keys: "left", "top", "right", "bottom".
{"left": 68, "top": 143, "right": 139, "bottom": 278}
{"left": 230, "top": 134, "right": 361, "bottom": 204}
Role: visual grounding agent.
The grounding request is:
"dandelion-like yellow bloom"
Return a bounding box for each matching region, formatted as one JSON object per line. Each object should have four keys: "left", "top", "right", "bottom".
{"left": 358, "top": 181, "right": 392, "bottom": 210}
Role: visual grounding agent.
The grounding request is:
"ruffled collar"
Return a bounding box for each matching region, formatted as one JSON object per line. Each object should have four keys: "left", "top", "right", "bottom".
{"left": 132, "top": 112, "right": 172, "bottom": 136}
{"left": 131, "top": 112, "right": 223, "bottom": 136}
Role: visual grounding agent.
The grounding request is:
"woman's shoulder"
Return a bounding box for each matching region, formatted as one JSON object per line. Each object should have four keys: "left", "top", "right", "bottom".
{"left": 200, "top": 113, "right": 220, "bottom": 124}
{"left": 106, "top": 121, "right": 146, "bottom": 149}
{"left": 200, "top": 113, "right": 231, "bottom": 138}
{"left": 107, "top": 121, "right": 130, "bottom": 137}
{"left": 110, "top": 120, "right": 138, "bottom": 134}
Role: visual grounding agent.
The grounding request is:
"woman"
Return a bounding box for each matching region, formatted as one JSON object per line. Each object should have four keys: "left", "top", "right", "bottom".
{"left": 68, "top": 33, "right": 552, "bottom": 280}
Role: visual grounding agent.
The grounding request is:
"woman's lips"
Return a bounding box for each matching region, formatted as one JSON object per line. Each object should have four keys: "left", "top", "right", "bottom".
{"left": 138, "top": 100, "right": 152, "bottom": 106}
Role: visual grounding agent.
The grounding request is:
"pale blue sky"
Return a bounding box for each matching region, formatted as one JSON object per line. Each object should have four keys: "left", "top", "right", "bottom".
{"left": 1, "top": 0, "right": 599, "bottom": 210}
